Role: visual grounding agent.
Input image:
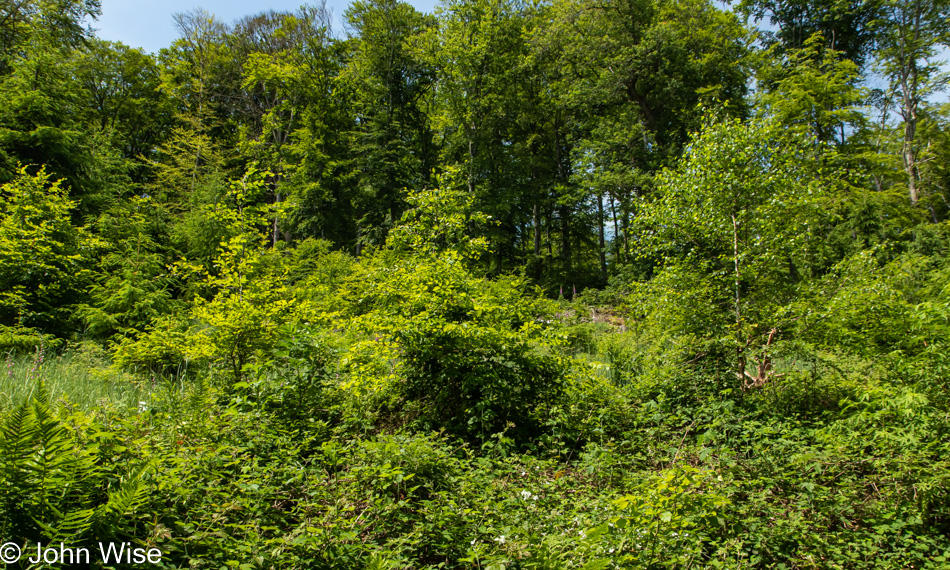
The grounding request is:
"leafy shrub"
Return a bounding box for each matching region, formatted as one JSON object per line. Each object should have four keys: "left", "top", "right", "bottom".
{"left": 0, "top": 325, "right": 62, "bottom": 353}
{"left": 112, "top": 315, "right": 191, "bottom": 375}
{"left": 582, "top": 466, "right": 729, "bottom": 568}
{"left": 349, "top": 250, "right": 565, "bottom": 444}
{"left": 0, "top": 166, "right": 101, "bottom": 336}
{"left": 78, "top": 196, "right": 176, "bottom": 341}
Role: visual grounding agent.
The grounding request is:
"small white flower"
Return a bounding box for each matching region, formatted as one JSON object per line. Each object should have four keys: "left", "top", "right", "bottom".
{"left": 494, "top": 535, "right": 506, "bottom": 544}
{"left": 138, "top": 401, "right": 148, "bottom": 412}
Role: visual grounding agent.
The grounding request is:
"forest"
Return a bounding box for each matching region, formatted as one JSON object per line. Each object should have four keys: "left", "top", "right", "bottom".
{"left": 1, "top": 0, "right": 950, "bottom": 567}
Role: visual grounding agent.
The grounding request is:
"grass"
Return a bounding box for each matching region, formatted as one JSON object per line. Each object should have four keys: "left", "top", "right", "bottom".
{"left": 0, "top": 344, "right": 155, "bottom": 412}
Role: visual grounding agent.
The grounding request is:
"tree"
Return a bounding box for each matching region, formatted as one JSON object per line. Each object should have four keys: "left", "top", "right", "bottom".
{"left": 343, "top": 0, "right": 436, "bottom": 246}
{"left": 353, "top": 179, "right": 563, "bottom": 444}
{"left": 231, "top": 6, "right": 356, "bottom": 249}
{"left": 78, "top": 196, "right": 175, "bottom": 341}
{"left": 739, "top": 0, "right": 882, "bottom": 68}
{"left": 548, "top": 0, "right": 749, "bottom": 277}
{"left": 160, "top": 8, "right": 230, "bottom": 134}
{"left": 873, "top": 0, "right": 950, "bottom": 205}
{"left": 416, "top": 0, "right": 537, "bottom": 273}
{"left": 637, "top": 118, "right": 835, "bottom": 388}
{"left": 71, "top": 40, "right": 172, "bottom": 181}
{"left": 0, "top": 0, "right": 101, "bottom": 76}
{"left": 185, "top": 167, "right": 304, "bottom": 380}
{"left": 758, "top": 33, "right": 866, "bottom": 146}
{"left": 0, "top": 166, "right": 99, "bottom": 335}
{"left": 235, "top": 6, "right": 355, "bottom": 248}
{"left": 0, "top": 1, "right": 117, "bottom": 217}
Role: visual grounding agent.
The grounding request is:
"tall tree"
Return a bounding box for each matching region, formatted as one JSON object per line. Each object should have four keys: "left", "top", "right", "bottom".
{"left": 71, "top": 39, "right": 172, "bottom": 181}
{"left": 0, "top": 0, "right": 121, "bottom": 218}
{"left": 416, "top": 0, "right": 537, "bottom": 271}
{"left": 0, "top": 0, "right": 100, "bottom": 75}
{"left": 549, "top": 0, "right": 749, "bottom": 272}
{"left": 343, "top": 0, "right": 436, "bottom": 246}
{"left": 739, "top": 0, "right": 882, "bottom": 68}
{"left": 758, "top": 33, "right": 866, "bottom": 146}
{"left": 873, "top": 0, "right": 950, "bottom": 205}
{"left": 638, "top": 118, "right": 834, "bottom": 387}
{"left": 0, "top": 166, "right": 100, "bottom": 335}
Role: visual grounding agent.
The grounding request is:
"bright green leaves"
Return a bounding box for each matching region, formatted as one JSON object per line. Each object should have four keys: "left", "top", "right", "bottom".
{"left": 114, "top": 167, "right": 309, "bottom": 379}
{"left": 0, "top": 166, "right": 99, "bottom": 335}
{"left": 185, "top": 168, "right": 305, "bottom": 380}
{"left": 636, "top": 118, "right": 837, "bottom": 387}
{"left": 758, "top": 33, "right": 867, "bottom": 146}
{"left": 345, "top": 189, "right": 563, "bottom": 443}
{"left": 583, "top": 467, "right": 728, "bottom": 567}
{"left": 387, "top": 168, "right": 491, "bottom": 261}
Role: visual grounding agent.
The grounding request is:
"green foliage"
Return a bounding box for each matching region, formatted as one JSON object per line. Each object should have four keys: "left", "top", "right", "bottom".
{"left": 0, "top": 325, "right": 62, "bottom": 353}
{"left": 0, "top": 166, "right": 99, "bottom": 335}
{"left": 386, "top": 170, "right": 491, "bottom": 261}
{"left": 352, "top": 249, "right": 564, "bottom": 444}
{"left": 635, "top": 117, "right": 837, "bottom": 387}
{"left": 583, "top": 467, "right": 729, "bottom": 567}
{"left": 343, "top": 0, "right": 436, "bottom": 245}
{"left": 112, "top": 316, "right": 191, "bottom": 375}
{"left": 4, "top": 0, "right": 950, "bottom": 567}
{"left": 758, "top": 33, "right": 867, "bottom": 145}
{"left": 0, "top": 384, "right": 148, "bottom": 553}
{"left": 79, "top": 196, "right": 176, "bottom": 341}
{"left": 185, "top": 168, "right": 311, "bottom": 380}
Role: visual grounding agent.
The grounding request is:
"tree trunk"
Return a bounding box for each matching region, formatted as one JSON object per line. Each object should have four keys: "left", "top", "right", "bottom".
{"left": 560, "top": 206, "right": 571, "bottom": 271}
{"left": 732, "top": 211, "right": 743, "bottom": 382}
{"left": 533, "top": 203, "right": 541, "bottom": 256}
{"left": 610, "top": 193, "right": 620, "bottom": 263}
{"left": 272, "top": 190, "right": 282, "bottom": 248}
{"left": 902, "top": 98, "right": 919, "bottom": 205}
{"left": 597, "top": 192, "right": 607, "bottom": 278}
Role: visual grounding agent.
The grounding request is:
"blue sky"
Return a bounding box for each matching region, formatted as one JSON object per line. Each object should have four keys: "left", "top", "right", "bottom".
{"left": 94, "top": 0, "right": 438, "bottom": 53}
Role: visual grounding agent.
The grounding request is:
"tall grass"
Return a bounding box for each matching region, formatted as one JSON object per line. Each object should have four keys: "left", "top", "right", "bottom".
{"left": 0, "top": 345, "right": 153, "bottom": 412}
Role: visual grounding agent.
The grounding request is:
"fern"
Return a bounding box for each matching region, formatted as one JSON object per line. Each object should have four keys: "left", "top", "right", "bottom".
{"left": 0, "top": 402, "right": 38, "bottom": 539}
{"left": 91, "top": 462, "right": 151, "bottom": 539}
{"left": 0, "top": 383, "right": 149, "bottom": 546}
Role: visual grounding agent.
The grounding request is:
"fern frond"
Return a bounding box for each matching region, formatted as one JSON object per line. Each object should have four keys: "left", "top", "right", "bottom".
{"left": 0, "top": 402, "right": 38, "bottom": 538}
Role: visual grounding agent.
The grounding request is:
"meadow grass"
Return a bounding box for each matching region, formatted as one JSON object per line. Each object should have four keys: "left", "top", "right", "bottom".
{"left": 0, "top": 344, "right": 154, "bottom": 412}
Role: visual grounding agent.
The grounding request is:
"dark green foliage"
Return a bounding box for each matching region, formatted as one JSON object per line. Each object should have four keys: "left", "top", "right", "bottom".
{"left": 2, "top": 0, "right": 950, "bottom": 566}
{"left": 739, "top": 0, "right": 882, "bottom": 68}
{"left": 0, "top": 384, "right": 148, "bottom": 557}
{"left": 78, "top": 196, "right": 176, "bottom": 341}
{"left": 397, "top": 317, "right": 565, "bottom": 445}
